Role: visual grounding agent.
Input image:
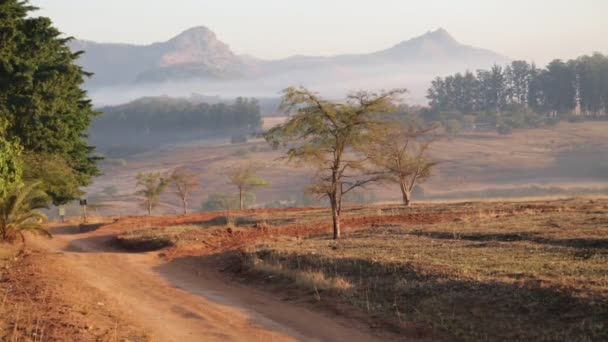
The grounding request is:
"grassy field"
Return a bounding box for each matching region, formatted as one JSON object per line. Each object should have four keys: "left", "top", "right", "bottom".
{"left": 108, "top": 197, "right": 608, "bottom": 339}
{"left": 228, "top": 199, "right": 608, "bottom": 340}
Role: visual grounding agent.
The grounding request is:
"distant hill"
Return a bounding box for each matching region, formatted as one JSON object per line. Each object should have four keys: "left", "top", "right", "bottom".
{"left": 70, "top": 26, "right": 245, "bottom": 87}
{"left": 71, "top": 27, "right": 509, "bottom": 104}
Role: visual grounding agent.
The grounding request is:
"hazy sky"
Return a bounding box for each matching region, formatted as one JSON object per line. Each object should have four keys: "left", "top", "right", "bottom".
{"left": 32, "top": 0, "right": 607, "bottom": 64}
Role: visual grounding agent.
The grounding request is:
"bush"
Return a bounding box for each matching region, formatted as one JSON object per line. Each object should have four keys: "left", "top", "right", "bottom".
{"left": 497, "top": 124, "right": 513, "bottom": 135}
{"left": 202, "top": 192, "right": 256, "bottom": 211}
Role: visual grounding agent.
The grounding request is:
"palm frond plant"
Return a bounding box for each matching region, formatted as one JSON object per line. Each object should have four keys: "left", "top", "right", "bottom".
{"left": 0, "top": 182, "right": 51, "bottom": 245}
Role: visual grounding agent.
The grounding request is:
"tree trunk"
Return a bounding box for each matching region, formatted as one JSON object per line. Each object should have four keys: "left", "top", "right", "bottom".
{"left": 182, "top": 198, "right": 188, "bottom": 215}
{"left": 147, "top": 202, "right": 152, "bottom": 216}
{"left": 239, "top": 188, "right": 243, "bottom": 210}
{"left": 330, "top": 195, "right": 341, "bottom": 239}
{"left": 400, "top": 181, "right": 412, "bottom": 207}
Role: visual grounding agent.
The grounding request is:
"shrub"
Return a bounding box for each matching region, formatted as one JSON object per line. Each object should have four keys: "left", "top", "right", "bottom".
{"left": 0, "top": 183, "right": 50, "bottom": 244}
{"left": 497, "top": 124, "right": 513, "bottom": 135}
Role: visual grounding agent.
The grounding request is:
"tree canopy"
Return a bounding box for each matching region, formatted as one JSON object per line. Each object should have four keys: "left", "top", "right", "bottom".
{"left": 92, "top": 96, "right": 262, "bottom": 135}
{"left": 265, "top": 87, "right": 406, "bottom": 239}
{"left": 0, "top": 0, "right": 100, "bottom": 203}
{"left": 425, "top": 53, "right": 608, "bottom": 131}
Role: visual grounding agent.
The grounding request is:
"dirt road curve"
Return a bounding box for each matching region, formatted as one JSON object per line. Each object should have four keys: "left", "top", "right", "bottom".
{"left": 31, "top": 227, "right": 384, "bottom": 342}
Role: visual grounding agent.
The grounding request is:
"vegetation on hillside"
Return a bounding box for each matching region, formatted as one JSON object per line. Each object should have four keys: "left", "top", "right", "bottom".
{"left": 92, "top": 96, "right": 262, "bottom": 135}
{"left": 425, "top": 53, "right": 608, "bottom": 132}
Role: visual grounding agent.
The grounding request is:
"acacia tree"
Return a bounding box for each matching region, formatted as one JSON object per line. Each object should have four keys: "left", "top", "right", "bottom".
{"left": 227, "top": 163, "right": 269, "bottom": 210}
{"left": 265, "top": 87, "right": 406, "bottom": 239}
{"left": 366, "top": 121, "right": 438, "bottom": 206}
{"left": 135, "top": 172, "right": 169, "bottom": 216}
{"left": 170, "top": 167, "right": 200, "bottom": 215}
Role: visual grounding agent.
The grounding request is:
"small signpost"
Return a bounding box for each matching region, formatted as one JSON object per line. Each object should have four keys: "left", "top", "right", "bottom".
{"left": 79, "top": 198, "right": 88, "bottom": 223}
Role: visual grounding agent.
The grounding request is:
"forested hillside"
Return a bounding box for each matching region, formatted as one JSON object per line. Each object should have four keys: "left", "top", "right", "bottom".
{"left": 425, "top": 53, "right": 608, "bottom": 132}
{"left": 90, "top": 96, "right": 262, "bottom": 153}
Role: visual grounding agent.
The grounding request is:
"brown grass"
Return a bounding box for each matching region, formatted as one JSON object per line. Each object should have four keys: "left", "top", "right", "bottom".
{"left": 237, "top": 198, "right": 608, "bottom": 340}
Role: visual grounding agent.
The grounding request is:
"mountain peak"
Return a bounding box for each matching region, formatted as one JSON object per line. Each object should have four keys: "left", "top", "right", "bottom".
{"left": 170, "top": 26, "right": 217, "bottom": 44}
{"left": 421, "top": 28, "right": 458, "bottom": 44}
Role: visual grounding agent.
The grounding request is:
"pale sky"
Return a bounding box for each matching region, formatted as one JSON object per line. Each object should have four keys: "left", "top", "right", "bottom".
{"left": 32, "top": 0, "right": 607, "bottom": 65}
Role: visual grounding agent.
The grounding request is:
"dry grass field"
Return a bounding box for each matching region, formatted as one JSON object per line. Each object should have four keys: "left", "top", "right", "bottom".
{"left": 82, "top": 121, "right": 608, "bottom": 217}
{"left": 2, "top": 197, "right": 607, "bottom": 340}
{"left": 100, "top": 198, "right": 608, "bottom": 340}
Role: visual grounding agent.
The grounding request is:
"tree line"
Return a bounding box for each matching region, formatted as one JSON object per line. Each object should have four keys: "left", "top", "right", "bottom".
{"left": 425, "top": 53, "right": 608, "bottom": 131}
{"left": 92, "top": 96, "right": 262, "bottom": 135}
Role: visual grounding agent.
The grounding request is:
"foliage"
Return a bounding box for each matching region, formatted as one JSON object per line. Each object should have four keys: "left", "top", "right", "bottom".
{"left": 265, "top": 86, "right": 406, "bottom": 238}
{"left": 0, "top": 182, "right": 49, "bottom": 243}
{"left": 134, "top": 172, "right": 169, "bottom": 215}
{"left": 227, "top": 163, "right": 269, "bottom": 210}
{"left": 366, "top": 121, "right": 438, "bottom": 206}
{"left": 202, "top": 192, "right": 255, "bottom": 211}
{"left": 425, "top": 53, "right": 608, "bottom": 128}
{"left": 169, "top": 167, "right": 200, "bottom": 214}
{"left": 0, "top": 120, "right": 22, "bottom": 198}
{"left": 0, "top": 0, "right": 101, "bottom": 201}
{"left": 93, "top": 96, "right": 262, "bottom": 135}
{"left": 21, "top": 152, "right": 82, "bottom": 205}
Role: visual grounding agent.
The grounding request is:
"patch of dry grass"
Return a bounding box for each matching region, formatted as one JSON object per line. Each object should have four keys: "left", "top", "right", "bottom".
{"left": 241, "top": 198, "right": 608, "bottom": 340}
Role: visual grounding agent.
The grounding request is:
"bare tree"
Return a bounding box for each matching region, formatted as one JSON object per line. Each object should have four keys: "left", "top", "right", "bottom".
{"left": 135, "top": 172, "right": 169, "bottom": 215}
{"left": 227, "top": 163, "right": 269, "bottom": 210}
{"left": 170, "top": 167, "right": 200, "bottom": 215}
{"left": 367, "top": 121, "right": 438, "bottom": 206}
{"left": 265, "top": 86, "right": 406, "bottom": 239}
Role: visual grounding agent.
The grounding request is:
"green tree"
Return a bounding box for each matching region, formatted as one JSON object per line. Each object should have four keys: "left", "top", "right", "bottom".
{"left": 0, "top": 120, "right": 22, "bottom": 197}
{"left": 135, "top": 172, "right": 169, "bottom": 215}
{"left": 0, "top": 0, "right": 101, "bottom": 204}
{"left": 265, "top": 87, "right": 405, "bottom": 239}
{"left": 227, "top": 163, "right": 269, "bottom": 210}
{"left": 0, "top": 182, "right": 50, "bottom": 244}
{"left": 541, "top": 59, "right": 577, "bottom": 115}
{"left": 21, "top": 153, "right": 82, "bottom": 206}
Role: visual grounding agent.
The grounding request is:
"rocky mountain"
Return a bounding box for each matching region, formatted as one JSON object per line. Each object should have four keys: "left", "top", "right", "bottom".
{"left": 70, "top": 26, "right": 244, "bottom": 87}
{"left": 71, "top": 27, "right": 509, "bottom": 104}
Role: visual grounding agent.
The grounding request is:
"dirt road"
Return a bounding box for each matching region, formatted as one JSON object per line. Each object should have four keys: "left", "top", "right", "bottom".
{"left": 31, "top": 226, "right": 386, "bottom": 342}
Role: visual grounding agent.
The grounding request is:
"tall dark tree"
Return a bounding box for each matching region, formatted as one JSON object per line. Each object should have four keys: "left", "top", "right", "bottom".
{"left": 539, "top": 60, "right": 577, "bottom": 115}
{"left": 577, "top": 53, "right": 608, "bottom": 116}
{"left": 0, "top": 0, "right": 100, "bottom": 204}
{"left": 505, "top": 60, "right": 531, "bottom": 105}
